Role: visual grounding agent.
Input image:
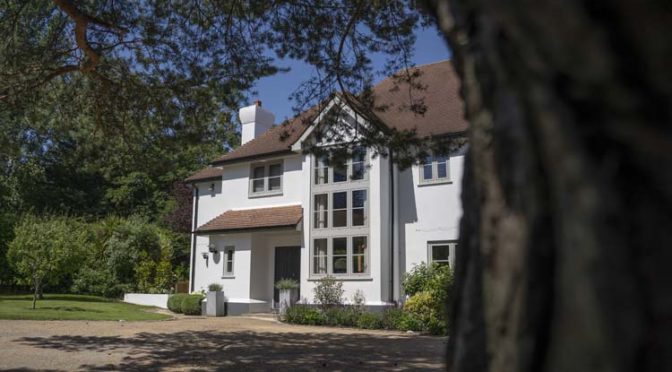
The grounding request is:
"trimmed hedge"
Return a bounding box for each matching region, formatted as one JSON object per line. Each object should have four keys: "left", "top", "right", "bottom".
{"left": 181, "top": 295, "right": 204, "bottom": 315}
{"left": 167, "top": 294, "right": 189, "bottom": 313}
{"left": 167, "top": 293, "right": 203, "bottom": 315}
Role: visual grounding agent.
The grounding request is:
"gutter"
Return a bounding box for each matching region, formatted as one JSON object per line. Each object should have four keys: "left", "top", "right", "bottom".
{"left": 389, "top": 150, "right": 395, "bottom": 304}
{"left": 189, "top": 187, "right": 199, "bottom": 293}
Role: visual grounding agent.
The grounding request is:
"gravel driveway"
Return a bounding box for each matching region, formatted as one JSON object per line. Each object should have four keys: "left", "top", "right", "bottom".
{"left": 0, "top": 316, "right": 446, "bottom": 371}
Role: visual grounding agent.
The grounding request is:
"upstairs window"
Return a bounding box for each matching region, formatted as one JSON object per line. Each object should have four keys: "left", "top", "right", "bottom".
{"left": 249, "top": 161, "right": 283, "bottom": 196}
{"left": 314, "top": 147, "right": 368, "bottom": 185}
{"left": 420, "top": 155, "right": 450, "bottom": 184}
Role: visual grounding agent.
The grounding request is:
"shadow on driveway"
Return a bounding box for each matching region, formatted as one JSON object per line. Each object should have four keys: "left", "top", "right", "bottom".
{"left": 17, "top": 330, "right": 446, "bottom": 371}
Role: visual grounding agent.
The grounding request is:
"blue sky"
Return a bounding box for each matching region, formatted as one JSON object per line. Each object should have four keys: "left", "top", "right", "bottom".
{"left": 252, "top": 27, "right": 452, "bottom": 122}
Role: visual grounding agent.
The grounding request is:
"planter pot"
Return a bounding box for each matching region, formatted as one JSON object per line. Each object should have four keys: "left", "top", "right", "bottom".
{"left": 278, "top": 288, "right": 298, "bottom": 315}
{"left": 206, "top": 291, "right": 225, "bottom": 316}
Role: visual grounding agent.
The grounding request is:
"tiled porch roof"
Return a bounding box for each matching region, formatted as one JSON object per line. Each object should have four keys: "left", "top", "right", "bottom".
{"left": 196, "top": 205, "right": 303, "bottom": 233}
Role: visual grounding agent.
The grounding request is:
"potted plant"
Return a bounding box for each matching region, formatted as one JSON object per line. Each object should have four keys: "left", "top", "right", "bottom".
{"left": 206, "top": 283, "right": 225, "bottom": 316}
{"left": 275, "top": 278, "right": 299, "bottom": 315}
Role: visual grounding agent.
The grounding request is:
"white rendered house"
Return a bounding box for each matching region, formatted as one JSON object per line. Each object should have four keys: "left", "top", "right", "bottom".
{"left": 185, "top": 60, "right": 467, "bottom": 314}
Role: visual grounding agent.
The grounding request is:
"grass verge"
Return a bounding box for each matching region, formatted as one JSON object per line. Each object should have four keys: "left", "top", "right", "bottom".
{"left": 0, "top": 294, "right": 171, "bottom": 321}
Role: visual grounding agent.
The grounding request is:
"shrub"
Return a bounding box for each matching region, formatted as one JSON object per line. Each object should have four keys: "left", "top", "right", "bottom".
{"left": 284, "top": 305, "right": 326, "bottom": 325}
{"left": 275, "top": 278, "right": 299, "bottom": 290}
{"left": 167, "top": 293, "right": 189, "bottom": 313}
{"left": 404, "top": 291, "right": 446, "bottom": 335}
{"left": 357, "top": 312, "right": 383, "bottom": 329}
{"left": 313, "top": 276, "right": 343, "bottom": 308}
{"left": 382, "top": 308, "right": 406, "bottom": 330}
{"left": 323, "top": 306, "right": 360, "bottom": 327}
{"left": 181, "top": 294, "right": 204, "bottom": 315}
{"left": 208, "top": 283, "right": 222, "bottom": 292}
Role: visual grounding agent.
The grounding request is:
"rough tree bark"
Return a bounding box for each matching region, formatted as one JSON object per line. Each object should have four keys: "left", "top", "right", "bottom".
{"left": 424, "top": 1, "right": 672, "bottom": 371}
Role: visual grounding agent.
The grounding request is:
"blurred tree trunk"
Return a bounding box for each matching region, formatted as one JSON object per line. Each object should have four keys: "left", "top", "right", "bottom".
{"left": 424, "top": 1, "right": 672, "bottom": 371}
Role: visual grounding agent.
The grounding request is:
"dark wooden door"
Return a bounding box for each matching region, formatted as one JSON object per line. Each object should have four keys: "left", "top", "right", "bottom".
{"left": 274, "top": 246, "right": 301, "bottom": 304}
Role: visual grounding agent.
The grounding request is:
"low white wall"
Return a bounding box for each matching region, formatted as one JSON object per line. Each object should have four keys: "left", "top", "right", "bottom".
{"left": 123, "top": 293, "right": 169, "bottom": 309}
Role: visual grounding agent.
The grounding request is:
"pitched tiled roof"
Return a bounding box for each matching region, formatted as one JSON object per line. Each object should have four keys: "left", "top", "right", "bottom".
{"left": 196, "top": 205, "right": 303, "bottom": 233}
{"left": 371, "top": 60, "right": 467, "bottom": 137}
{"left": 184, "top": 166, "right": 224, "bottom": 183}
{"left": 210, "top": 106, "right": 320, "bottom": 165}
{"left": 185, "top": 60, "right": 466, "bottom": 177}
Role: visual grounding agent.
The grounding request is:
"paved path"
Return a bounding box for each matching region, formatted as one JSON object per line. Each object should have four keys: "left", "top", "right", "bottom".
{"left": 0, "top": 316, "right": 446, "bottom": 371}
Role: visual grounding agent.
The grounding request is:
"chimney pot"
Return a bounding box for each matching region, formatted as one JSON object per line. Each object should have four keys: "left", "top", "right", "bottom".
{"left": 255, "top": 100, "right": 262, "bottom": 107}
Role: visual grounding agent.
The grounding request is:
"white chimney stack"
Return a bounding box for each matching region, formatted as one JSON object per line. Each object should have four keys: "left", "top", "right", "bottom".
{"left": 239, "top": 100, "right": 275, "bottom": 145}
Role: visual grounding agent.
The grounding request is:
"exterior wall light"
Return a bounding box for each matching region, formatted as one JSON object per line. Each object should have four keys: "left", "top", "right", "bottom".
{"left": 208, "top": 243, "right": 217, "bottom": 253}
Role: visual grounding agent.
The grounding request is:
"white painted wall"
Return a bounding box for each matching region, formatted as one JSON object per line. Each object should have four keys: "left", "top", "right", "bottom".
{"left": 192, "top": 233, "right": 252, "bottom": 301}
{"left": 398, "top": 153, "right": 465, "bottom": 279}
{"left": 123, "top": 293, "right": 169, "bottom": 309}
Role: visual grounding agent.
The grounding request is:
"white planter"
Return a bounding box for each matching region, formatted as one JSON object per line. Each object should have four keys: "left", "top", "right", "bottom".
{"left": 206, "top": 291, "right": 225, "bottom": 316}
{"left": 278, "top": 288, "right": 298, "bottom": 315}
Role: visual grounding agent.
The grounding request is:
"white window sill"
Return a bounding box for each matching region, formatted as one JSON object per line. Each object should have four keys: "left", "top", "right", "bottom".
{"left": 248, "top": 191, "right": 283, "bottom": 198}
{"left": 221, "top": 275, "right": 235, "bottom": 279}
{"left": 308, "top": 276, "right": 372, "bottom": 281}
{"left": 418, "top": 179, "right": 453, "bottom": 187}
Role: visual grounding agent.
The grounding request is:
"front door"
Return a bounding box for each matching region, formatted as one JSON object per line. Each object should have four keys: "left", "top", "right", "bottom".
{"left": 274, "top": 246, "right": 301, "bottom": 305}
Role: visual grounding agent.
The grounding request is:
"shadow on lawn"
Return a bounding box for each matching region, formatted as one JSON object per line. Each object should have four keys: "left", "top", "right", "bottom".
{"left": 18, "top": 330, "right": 446, "bottom": 371}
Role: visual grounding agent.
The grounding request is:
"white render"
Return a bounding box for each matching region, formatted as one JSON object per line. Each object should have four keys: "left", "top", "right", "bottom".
{"left": 189, "top": 100, "right": 464, "bottom": 312}
{"left": 123, "top": 293, "right": 169, "bottom": 309}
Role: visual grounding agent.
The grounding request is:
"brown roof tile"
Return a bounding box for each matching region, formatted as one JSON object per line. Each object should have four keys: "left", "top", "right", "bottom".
{"left": 208, "top": 60, "right": 466, "bottom": 166}
{"left": 185, "top": 167, "right": 224, "bottom": 183}
{"left": 196, "top": 205, "right": 303, "bottom": 233}
{"left": 371, "top": 60, "right": 467, "bottom": 137}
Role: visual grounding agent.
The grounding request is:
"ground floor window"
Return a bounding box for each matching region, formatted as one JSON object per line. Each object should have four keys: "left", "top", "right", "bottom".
{"left": 311, "top": 236, "right": 368, "bottom": 276}
{"left": 428, "top": 241, "right": 457, "bottom": 267}
{"left": 223, "top": 246, "right": 235, "bottom": 277}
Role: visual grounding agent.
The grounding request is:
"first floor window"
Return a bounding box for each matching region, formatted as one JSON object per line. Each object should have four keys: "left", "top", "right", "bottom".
{"left": 428, "top": 241, "right": 456, "bottom": 267}
{"left": 223, "top": 246, "right": 235, "bottom": 276}
{"left": 421, "top": 155, "right": 450, "bottom": 184}
{"left": 250, "top": 161, "right": 283, "bottom": 195}
{"left": 312, "top": 236, "right": 368, "bottom": 276}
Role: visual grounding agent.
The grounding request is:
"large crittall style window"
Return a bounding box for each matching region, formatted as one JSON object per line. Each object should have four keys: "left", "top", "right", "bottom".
{"left": 428, "top": 241, "right": 457, "bottom": 267}
{"left": 312, "top": 236, "right": 369, "bottom": 275}
{"left": 249, "top": 161, "right": 283, "bottom": 196}
{"left": 310, "top": 146, "right": 370, "bottom": 277}
{"left": 222, "top": 246, "right": 235, "bottom": 277}
{"left": 420, "top": 154, "right": 451, "bottom": 184}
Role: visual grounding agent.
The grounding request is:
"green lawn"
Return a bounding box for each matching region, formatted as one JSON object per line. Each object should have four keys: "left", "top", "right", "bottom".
{"left": 0, "top": 294, "right": 171, "bottom": 321}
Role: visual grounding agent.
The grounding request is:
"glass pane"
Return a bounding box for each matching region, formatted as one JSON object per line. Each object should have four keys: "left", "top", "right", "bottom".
{"left": 226, "top": 261, "right": 233, "bottom": 273}
{"left": 314, "top": 194, "right": 328, "bottom": 229}
{"left": 352, "top": 190, "right": 366, "bottom": 208}
{"left": 333, "top": 210, "right": 347, "bottom": 227}
{"left": 313, "top": 257, "right": 327, "bottom": 274}
{"left": 423, "top": 164, "right": 433, "bottom": 180}
{"left": 352, "top": 147, "right": 366, "bottom": 162}
{"left": 253, "top": 166, "right": 265, "bottom": 178}
{"left": 269, "top": 176, "right": 281, "bottom": 190}
{"left": 351, "top": 162, "right": 364, "bottom": 180}
{"left": 333, "top": 192, "right": 347, "bottom": 209}
{"left": 269, "top": 163, "right": 282, "bottom": 176}
{"left": 437, "top": 162, "right": 447, "bottom": 179}
{"left": 333, "top": 238, "right": 347, "bottom": 255}
{"left": 432, "top": 245, "right": 450, "bottom": 261}
{"left": 332, "top": 257, "right": 347, "bottom": 273}
{"left": 334, "top": 164, "right": 347, "bottom": 182}
{"left": 252, "top": 179, "right": 264, "bottom": 192}
{"left": 314, "top": 239, "right": 328, "bottom": 255}
{"left": 352, "top": 208, "right": 364, "bottom": 226}
{"left": 315, "top": 167, "right": 328, "bottom": 185}
{"left": 352, "top": 255, "right": 366, "bottom": 273}
{"left": 353, "top": 237, "right": 367, "bottom": 254}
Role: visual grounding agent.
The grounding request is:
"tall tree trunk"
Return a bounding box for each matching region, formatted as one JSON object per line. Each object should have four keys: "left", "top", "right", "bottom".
{"left": 32, "top": 277, "right": 40, "bottom": 310}
{"left": 425, "top": 1, "right": 672, "bottom": 371}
